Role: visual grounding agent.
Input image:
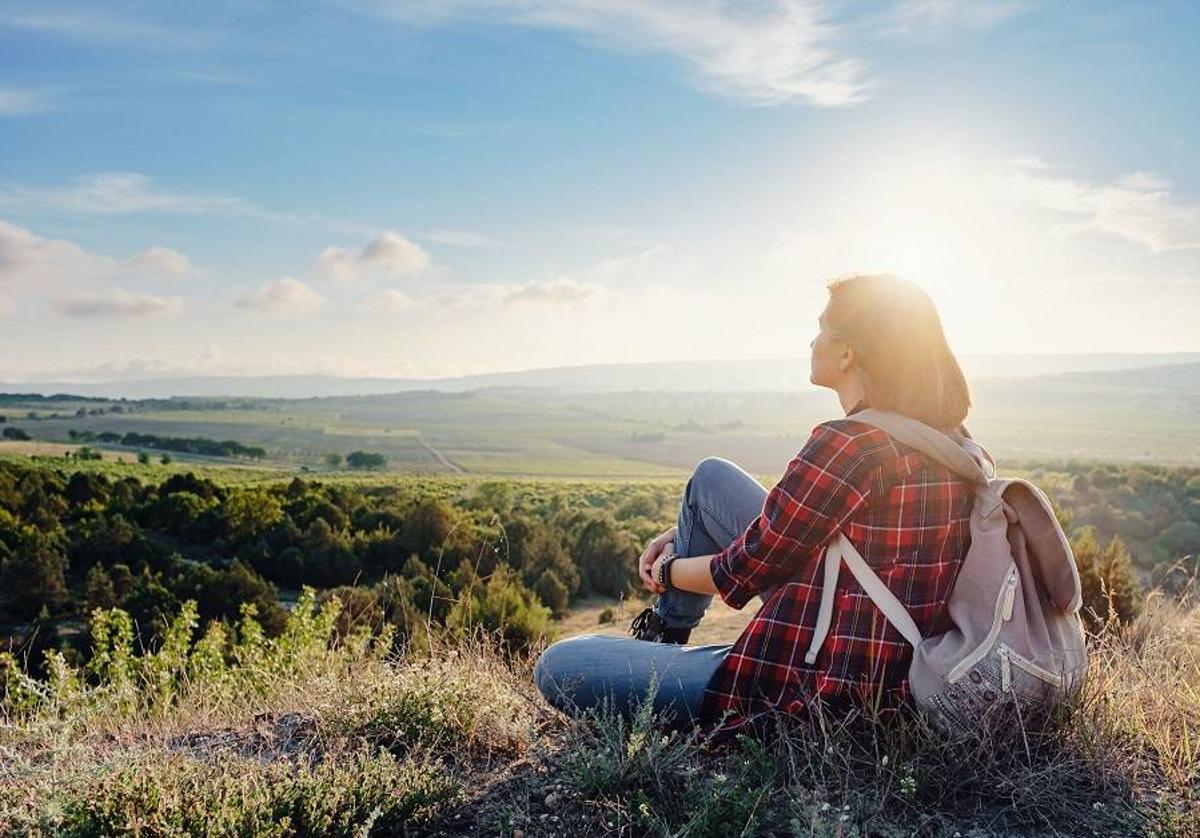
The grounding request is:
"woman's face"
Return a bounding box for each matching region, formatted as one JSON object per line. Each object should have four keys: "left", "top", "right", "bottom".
{"left": 809, "top": 304, "right": 849, "bottom": 389}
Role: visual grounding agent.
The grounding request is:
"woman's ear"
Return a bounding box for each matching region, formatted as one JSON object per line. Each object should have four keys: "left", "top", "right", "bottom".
{"left": 837, "top": 343, "right": 855, "bottom": 373}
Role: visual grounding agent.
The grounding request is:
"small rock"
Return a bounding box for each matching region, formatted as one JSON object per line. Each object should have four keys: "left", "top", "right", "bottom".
{"left": 514, "top": 831, "right": 524, "bottom": 838}
{"left": 544, "top": 793, "right": 559, "bottom": 806}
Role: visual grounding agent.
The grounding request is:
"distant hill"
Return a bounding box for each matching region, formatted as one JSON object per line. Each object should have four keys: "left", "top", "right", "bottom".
{"left": 1059, "top": 360, "right": 1200, "bottom": 391}
{"left": 4, "top": 352, "right": 1200, "bottom": 399}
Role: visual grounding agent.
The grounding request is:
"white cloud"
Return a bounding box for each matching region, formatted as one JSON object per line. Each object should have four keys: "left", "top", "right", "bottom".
{"left": 361, "top": 0, "right": 868, "bottom": 107}
{"left": 234, "top": 277, "right": 325, "bottom": 316}
{"left": 52, "top": 288, "right": 184, "bottom": 319}
{"left": 130, "top": 245, "right": 192, "bottom": 277}
{"left": 0, "top": 84, "right": 50, "bottom": 116}
{"left": 0, "top": 219, "right": 104, "bottom": 287}
{"left": 316, "top": 231, "right": 431, "bottom": 281}
{"left": 0, "top": 219, "right": 198, "bottom": 295}
{"left": 378, "top": 289, "right": 415, "bottom": 312}
{"left": 1000, "top": 160, "right": 1200, "bottom": 252}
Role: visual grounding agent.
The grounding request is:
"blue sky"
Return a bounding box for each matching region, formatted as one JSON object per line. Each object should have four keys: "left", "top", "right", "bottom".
{"left": 1, "top": 0, "right": 1198, "bottom": 381}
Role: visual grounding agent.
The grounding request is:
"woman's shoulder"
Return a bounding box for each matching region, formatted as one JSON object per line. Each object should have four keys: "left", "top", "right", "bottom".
{"left": 797, "top": 418, "right": 903, "bottom": 474}
{"left": 809, "top": 417, "right": 898, "bottom": 450}
{"left": 812, "top": 417, "right": 976, "bottom": 488}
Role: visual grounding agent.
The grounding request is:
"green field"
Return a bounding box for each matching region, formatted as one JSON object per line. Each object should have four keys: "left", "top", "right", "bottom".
{"left": 4, "top": 362, "right": 1200, "bottom": 479}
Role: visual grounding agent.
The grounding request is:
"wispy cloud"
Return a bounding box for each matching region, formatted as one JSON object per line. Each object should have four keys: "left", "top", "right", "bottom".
{"left": 0, "top": 84, "right": 50, "bottom": 116}
{"left": 0, "top": 172, "right": 254, "bottom": 216}
{"left": 316, "top": 231, "right": 431, "bottom": 281}
{"left": 0, "top": 4, "right": 203, "bottom": 48}
{"left": 234, "top": 277, "right": 325, "bottom": 317}
{"left": 419, "top": 228, "right": 495, "bottom": 248}
{"left": 52, "top": 288, "right": 184, "bottom": 319}
{"left": 0, "top": 172, "right": 376, "bottom": 234}
{"left": 424, "top": 277, "right": 602, "bottom": 310}
{"left": 884, "top": 0, "right": 1027, "bottom": 33}
{"left": 1001, "top": 159, "right": 1200, "bottom": 252}
{"left": 358, "top": 0, "right": 869, "bottom": 107}
{"left": 500, "top": 277, "right": 601, "bottom": 306}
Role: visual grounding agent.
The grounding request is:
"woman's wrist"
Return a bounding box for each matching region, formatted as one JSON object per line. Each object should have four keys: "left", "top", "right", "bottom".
{"left": 654, "top": 550, "right": 678, "bottom": 590}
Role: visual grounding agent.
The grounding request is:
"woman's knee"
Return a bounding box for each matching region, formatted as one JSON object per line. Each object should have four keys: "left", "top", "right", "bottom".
{"left": 689, "top": 457, "right": 739, "bottom": 497}
{"left": 533, "top": 634, "right": 597, "bottom": 703}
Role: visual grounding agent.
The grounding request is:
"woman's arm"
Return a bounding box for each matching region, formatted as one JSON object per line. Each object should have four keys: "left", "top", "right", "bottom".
{"left": 706, "top": 422, "right": 888, "bottom": 609}
{"left": 646, "top": 552, "right": 718, "bottom": 595}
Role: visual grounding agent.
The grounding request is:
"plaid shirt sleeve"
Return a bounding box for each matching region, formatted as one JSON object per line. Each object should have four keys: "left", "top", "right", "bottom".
{"left": 709, "top": 421, "right": 887, "bottom": 609}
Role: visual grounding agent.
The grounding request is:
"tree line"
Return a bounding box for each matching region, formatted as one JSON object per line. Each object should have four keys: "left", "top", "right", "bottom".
{"left": 65, "top": 431, "right": 267, "bottom": 460}
{"left": 0, "top": 458, "right": 1194, "bottom": 679}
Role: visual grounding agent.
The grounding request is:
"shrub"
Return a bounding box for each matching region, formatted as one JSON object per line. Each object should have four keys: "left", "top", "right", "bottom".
{"left": 55, "top": 747, "right": 460, "bottom": 837}
{"left": 447, "top": 565, "right": 554, "bottom": 652}
{"left": 1072, "top": 527, "right": 1143, "bottom": 630}
{"left": 534, "top": 569, "right": 570, "bottom": 617}
{"left": 346, "top": 451, "right": 386, "bottom": 470}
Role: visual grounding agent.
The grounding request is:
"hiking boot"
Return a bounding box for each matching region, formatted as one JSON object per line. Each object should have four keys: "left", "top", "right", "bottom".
{"left": 628, "top": 606, "right": 692, "bottom": 644}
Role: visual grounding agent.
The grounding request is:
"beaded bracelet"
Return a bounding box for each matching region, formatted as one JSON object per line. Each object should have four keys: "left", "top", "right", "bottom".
{"left": 657, "top": 552, "right": 679, "bottom": 590}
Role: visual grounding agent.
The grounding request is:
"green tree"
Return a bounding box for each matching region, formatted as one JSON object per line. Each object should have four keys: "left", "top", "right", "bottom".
{"left": 472, "top": 481, "right": 514, "bottom": 513}
{"left": 1072, "top": 527, "right": 1142, "bottom": 630}
{"left": 84, "top": 564, "right": 119, "bottom": 614}
{"left": 0, "top": 523, "right": 69, "bottom": 621}
{"left": 324, "top": 453, "right": 342, "bottom": 469}
{"left": 224, "top": 490, "right": 285, "bottom": 540}
{"left": 346, "top": 451, "right": 386, "bottom": 470}
{"left": 447, "top": 565, "right": 554, "bottom": 652}
{"left": 534, "top": 570, "right": 570, "bottom": 618}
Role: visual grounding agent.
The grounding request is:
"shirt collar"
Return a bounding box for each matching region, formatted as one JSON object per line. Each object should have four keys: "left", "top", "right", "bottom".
{"left": 847, "top": 398, "right": 868, "bottom": 416}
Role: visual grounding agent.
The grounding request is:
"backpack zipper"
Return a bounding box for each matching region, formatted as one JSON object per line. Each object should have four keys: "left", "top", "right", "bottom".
{"left": 1001, "top": 574, "right": 1016, "bottom": 621}
{"left": 998, "top": 641, "right": 1065, "bottom": 688}
{"left": 947, "top": 566, "right": 1019, "bottom": 684}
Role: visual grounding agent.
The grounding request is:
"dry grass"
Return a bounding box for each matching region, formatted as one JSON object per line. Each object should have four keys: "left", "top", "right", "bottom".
{"left": 2, "top": 591, "right": 1198, "bottom": 836}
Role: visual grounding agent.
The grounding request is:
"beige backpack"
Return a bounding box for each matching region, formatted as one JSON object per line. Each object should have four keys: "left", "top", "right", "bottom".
{"left": 803, "top": 409, "right": 1088, "bottom": 734}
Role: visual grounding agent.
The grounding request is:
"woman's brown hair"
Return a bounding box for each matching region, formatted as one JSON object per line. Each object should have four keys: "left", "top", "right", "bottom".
{"left": 824, "top": 274, "right": 971, "bottom": 430}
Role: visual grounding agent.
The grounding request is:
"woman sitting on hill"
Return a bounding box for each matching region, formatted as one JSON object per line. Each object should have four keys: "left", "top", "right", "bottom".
{"left": 533, "top": 274, "right": 980, "bottom": 741}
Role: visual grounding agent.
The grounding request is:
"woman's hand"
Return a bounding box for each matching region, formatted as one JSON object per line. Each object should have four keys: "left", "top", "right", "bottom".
{"left": 639, "top": 526, "right": 677, "bottom": 594}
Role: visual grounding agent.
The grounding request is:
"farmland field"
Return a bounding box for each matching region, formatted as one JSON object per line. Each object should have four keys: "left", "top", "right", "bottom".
{"left": 5, "top": 361, "right": 1200, "bottom": 479}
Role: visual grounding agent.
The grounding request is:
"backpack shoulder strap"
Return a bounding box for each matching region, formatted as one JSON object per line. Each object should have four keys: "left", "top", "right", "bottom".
{"left": 848, "top": 408, "right": 988, "bottom": 486}
{"left": 804, "top": 532, "right": 922, "bottom": 664}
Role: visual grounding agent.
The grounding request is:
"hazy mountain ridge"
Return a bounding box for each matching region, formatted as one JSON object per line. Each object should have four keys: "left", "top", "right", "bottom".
{"left": 5, "top": 353, "right": 1200, "bottom": 400}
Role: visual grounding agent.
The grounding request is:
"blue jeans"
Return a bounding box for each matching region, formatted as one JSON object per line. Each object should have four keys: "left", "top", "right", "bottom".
{"left": 533, "top": 457, "right": 771, "bottom": 728}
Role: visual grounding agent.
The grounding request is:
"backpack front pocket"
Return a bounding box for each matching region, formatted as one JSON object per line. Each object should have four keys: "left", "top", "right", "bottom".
{"left": 998, "top": 642, "right": 1065, "bottom": 690}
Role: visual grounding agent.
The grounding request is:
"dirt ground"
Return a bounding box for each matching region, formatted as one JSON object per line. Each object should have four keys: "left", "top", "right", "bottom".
{"left": 0, "top": 440, "right": 136, "bottom": 462}
{"left": 555, "top": 593, "right": 757, "bottom": 646}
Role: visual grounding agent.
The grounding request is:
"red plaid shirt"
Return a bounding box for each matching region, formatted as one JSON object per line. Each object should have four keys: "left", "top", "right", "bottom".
{"left": 699, "top": 415, "right": 975, "bottom": 741}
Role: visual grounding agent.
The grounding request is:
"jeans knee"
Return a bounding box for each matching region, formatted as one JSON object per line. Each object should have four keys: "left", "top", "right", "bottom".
{"left": 534, "top": 635, "right": 594, "bottom": 702}
{"left": 690, "top": 457, "right": 736, "bottom": 496}
{"left": 533, "top": 644, "right": 558, "bottom": 698}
